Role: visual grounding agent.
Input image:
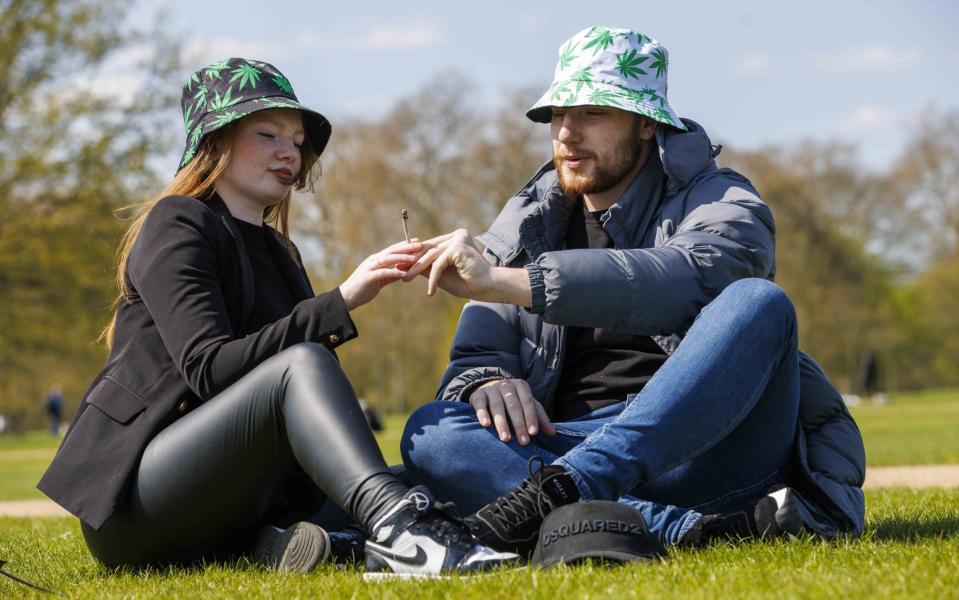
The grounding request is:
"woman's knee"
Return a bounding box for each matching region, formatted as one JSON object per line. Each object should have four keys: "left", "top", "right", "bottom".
{"left": 281, "top": 342, "right": 339, "bottom": 373}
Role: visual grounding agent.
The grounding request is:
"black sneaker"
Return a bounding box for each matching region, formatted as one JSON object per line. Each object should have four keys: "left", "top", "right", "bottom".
{"left": 364, "top": 486, "right": 519, "bottom": 578}
{"left": 683, "top": 486, "right": 805, "bottom": 546}
{"left": 253, "top": 521, "right": 330, "bottom": 572}
{"left": 328, "top": 526, "right": 366, "bottom": 566}
{"left": 464, "top": 457, "right": 580, "bottom": 557}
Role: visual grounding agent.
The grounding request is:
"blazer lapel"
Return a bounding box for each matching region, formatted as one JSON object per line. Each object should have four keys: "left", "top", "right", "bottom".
{"left": 208, "top": 195, "right": 256, "bottom": 333}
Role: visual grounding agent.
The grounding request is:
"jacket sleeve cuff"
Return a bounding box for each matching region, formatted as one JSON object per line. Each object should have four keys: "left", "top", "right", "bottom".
{"left": 294, "top": 287, "right": 358, "bottom": 349}
{"left": 525, "top": 262, "right": 546, "bottom": 314}
{"left": 439, "top": 367, "right": 515, "bottom": 402}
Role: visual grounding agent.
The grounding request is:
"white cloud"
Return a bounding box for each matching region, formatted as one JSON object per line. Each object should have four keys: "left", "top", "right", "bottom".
{"left": 361, "top": 18, "right": 446, "bottom": 50}
{"left": 734, "top": 53, "right": 775, "bottom": 75}
{"left": 302, "top": 17, "right": 445, "bottom": 50}
{"left": 812, "top": 44, "right": 920, "bottom": 72}
{"left": 834, "top": 104, "right": 919, "bottom": 137}
{"left": 188, "top": 17, "right": 447, "bottom": 64}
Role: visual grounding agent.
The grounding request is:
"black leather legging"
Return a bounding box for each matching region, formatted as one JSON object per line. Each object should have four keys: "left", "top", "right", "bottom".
{"left": 81, "top": 343, "right": 407, "bottom": 568}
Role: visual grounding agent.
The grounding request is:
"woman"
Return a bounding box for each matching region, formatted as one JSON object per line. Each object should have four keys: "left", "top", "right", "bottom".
{"left": 37, "top": 58, "right": 515, "bottom": 576}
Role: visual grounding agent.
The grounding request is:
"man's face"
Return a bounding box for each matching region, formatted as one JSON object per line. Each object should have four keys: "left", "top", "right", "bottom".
{"left": 551, "top": 106, "right": 650, "bottom": 197}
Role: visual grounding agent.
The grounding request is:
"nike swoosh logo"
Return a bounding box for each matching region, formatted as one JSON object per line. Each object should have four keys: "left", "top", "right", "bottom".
{"left": 370, "top": 543, "right": 429, "bottom": 567}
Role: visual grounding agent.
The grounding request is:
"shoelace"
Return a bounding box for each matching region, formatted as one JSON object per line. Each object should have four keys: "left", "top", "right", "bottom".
{"left": 482, "top": 456, "right": 556, "bottom": 531}
{"left": 414, "top": 498, "right": 473, "bottom": 549}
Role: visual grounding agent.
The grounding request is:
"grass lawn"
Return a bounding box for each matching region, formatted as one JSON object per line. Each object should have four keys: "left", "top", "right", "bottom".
{"left": 850, "top": 388, "right": 959, "bottom": 466}
{"left": 2, "top": 388, "right": 957, "bottom": 502}
{"left": 1, "top": 487, "right": 957, "bottom": 598}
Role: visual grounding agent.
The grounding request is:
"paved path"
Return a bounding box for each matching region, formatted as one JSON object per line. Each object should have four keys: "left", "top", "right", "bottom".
{"left": 3, "top": 465, "right": 958, "bottom": 518}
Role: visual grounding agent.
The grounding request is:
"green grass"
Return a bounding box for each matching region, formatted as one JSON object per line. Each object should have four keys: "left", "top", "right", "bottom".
{"left": 1, "top": 488, "right": 957, "bottom": 598}
{"left": 1, "top": 389, "right": 958, "bottom": 502}
{"left": 850, "top": 387, "right": 959, "bottom": 466}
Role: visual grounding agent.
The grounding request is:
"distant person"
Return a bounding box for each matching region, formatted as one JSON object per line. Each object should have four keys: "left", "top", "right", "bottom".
{"left": 359, "top": 399, "right": 384, "bottom": 432}
{"left": 859, "top": 352, "right": 885, "bottom": 403}
{"left": 399, "top": 26, "right": 866, "bottom": 557}
{"left": 37, "top": 58, "right": 515, "bottom": 576}
{"left": 45, "top": 386, "right": 64, "bottom": 436}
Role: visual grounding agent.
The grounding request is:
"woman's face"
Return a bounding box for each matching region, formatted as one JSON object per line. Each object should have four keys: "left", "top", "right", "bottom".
{"left": 215, "top": 109, "right": 305, "bottom": 213}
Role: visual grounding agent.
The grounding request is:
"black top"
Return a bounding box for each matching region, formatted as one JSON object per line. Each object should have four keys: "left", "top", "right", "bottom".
{"left": 554, "top": 161, "right": 669, "bottom": 421}
{"left": 233, "top": 218, "right": 299, "bottom": 334}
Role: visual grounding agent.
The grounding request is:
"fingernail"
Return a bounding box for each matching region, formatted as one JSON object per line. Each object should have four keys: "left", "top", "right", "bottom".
{"left": 519, "top": 435, "right": 528, "bottom": 445}
{"left": 529, "top": 426, "right": 537, "bottom": 435}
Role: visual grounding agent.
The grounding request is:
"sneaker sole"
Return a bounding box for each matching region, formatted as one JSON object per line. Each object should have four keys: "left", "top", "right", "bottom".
{"left": 362, "top": 572, "right": 450, "bottom": 581}
{"left": 254, "top": 522, "right": 330, "bottom": 573}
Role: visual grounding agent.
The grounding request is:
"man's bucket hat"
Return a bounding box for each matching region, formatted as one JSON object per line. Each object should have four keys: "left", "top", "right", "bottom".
{"left": 531, "top": 501, "right": 666, "bottom": 567}
{"left": 178, "top": 57, "right": 332, "bottom": 170}
{"left": 527, "top": 26, "right": 686, "bottom": 131}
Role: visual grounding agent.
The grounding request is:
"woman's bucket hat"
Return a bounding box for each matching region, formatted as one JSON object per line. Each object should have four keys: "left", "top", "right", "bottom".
{"left": 178, "top": 57, "right": 332, "bottom": 170}
{"left": 527, "top": 26, "right": 685, "bottom": 130}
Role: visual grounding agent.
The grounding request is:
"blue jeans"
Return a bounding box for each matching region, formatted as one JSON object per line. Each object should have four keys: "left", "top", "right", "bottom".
{"left": 401, "top": 278, "right": 801, "bottom": 546}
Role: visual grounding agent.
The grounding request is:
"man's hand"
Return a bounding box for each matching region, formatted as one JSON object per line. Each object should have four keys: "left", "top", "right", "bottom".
{"left": 405, "top": 229, "right": 532, "bottom": 307}
{"left": 469, "top": 379, "right": 556, "bottom": 445}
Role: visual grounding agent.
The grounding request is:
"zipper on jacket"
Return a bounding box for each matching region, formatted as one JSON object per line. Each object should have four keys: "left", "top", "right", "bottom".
{"left": 543, "top": 325, "right": 568, "bottom": 408}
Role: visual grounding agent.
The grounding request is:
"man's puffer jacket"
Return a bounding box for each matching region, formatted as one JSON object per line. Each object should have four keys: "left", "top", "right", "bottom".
{"left": 436, "top": 119, "right": 865, "bottom": 536}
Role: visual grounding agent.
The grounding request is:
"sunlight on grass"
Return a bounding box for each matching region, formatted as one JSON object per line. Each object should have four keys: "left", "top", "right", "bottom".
{"left": 1, "top": 488, "right": 957, "bottom": 598}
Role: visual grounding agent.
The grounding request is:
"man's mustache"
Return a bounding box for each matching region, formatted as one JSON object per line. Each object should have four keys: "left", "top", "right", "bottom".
{"left": 554, "top": 149, "right": 597, "bottom": 161}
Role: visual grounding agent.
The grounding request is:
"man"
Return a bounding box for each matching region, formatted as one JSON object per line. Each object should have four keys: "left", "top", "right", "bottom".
{"left": 401, "top": 27, "right": 865, "bottom": 554}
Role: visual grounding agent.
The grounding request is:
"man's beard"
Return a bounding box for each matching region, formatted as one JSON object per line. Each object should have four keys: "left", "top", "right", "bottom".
{"left": 554, "top": 122, "right": 645, "bottom": 197}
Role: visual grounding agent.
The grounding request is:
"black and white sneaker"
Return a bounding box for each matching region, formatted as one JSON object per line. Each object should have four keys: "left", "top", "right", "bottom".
{"left": 464, "top": 457, "right": 580, "bottom": 558}
{"left": 253, "top": 521, "right": 330, "bottom": 572}
{"left": 364, "top": 486, "right": 519, "bottom": 579}
{"left": 682, "top": 486, "right": 805, "bottom": 546}
{"left": 758, "top": 486, "right": 804, "bottom": 536}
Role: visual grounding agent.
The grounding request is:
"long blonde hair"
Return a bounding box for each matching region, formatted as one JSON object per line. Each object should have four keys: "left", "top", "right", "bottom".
{"left": 100, "top": 121, "right": 319, "bottom": 348}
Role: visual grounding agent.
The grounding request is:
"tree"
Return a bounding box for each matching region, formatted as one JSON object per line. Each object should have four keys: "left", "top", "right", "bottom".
{"left": 295, "top": 75, "right": 546, "bottom": 412}
{"left": 891, "top": 108, "right": 959, "bottom": 263}
{"left": 0, "top": 0, "right": 184, "bottom": 424}
{"left": 720, "top": 145, "right": 898, "bottom": 391}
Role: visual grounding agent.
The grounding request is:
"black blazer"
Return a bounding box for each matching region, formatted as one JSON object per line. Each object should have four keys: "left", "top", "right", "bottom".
{"left": 38, "top": 195, "right": 356, "bottom": 529}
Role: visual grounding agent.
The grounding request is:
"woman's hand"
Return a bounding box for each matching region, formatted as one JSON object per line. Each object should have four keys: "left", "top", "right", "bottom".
{"left": 338, "top": 239, "right": 423, "bottom": 311}
{"left": 469, "top": 378, "right": 556, "bottom": 445}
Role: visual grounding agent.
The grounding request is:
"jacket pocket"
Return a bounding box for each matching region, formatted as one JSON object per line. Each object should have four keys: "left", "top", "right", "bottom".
{"left": 85, "top": 377, "right": 148, "bottom": 424}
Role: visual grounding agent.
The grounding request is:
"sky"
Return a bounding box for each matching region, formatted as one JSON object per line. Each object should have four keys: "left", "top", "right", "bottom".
{"left": 129, "top": 0, "right": 959, "bottom": 173}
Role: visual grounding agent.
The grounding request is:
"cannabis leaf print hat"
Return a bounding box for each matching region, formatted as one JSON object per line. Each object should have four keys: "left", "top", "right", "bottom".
{"left": 527, "top": 27, "right": 686, "bottom": 131}
{"left": 178, "top": 57, "right": 332, "bottom": 170}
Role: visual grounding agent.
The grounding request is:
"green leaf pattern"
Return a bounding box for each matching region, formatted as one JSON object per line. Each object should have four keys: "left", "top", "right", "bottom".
{"left": 558, "top": 41, "right": 577, "bottom": 71}
{"left": 208, "top": 110, "right": 242, "bottom": 130}
{"left": 615, "top": 48, "right": 648, "bottom": 79}
{"left": 230, "top": 62, "right": 262, "bottom": 91}
{"left": 208, "top": 86, "right": 243, "bottom": 111}
{"left": 570, "top": 67, "right": 594, "bottom": 94}
{"left": 588, "top": 88, "right": 622, "bottom": 107}
{"left": 582, "top": 27, "right": 616, "bottom": 55}
{"left": 204, "top": 58, "right": 231, "bottom": 80}
{"left": 272, "top": 75, "right": 294, "bottom": 95}
{"left": 650, "top": 48, "right": 668, "bottom": 78}
{"left": 189, "top": 122, "right": 204, "bottom": 148}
